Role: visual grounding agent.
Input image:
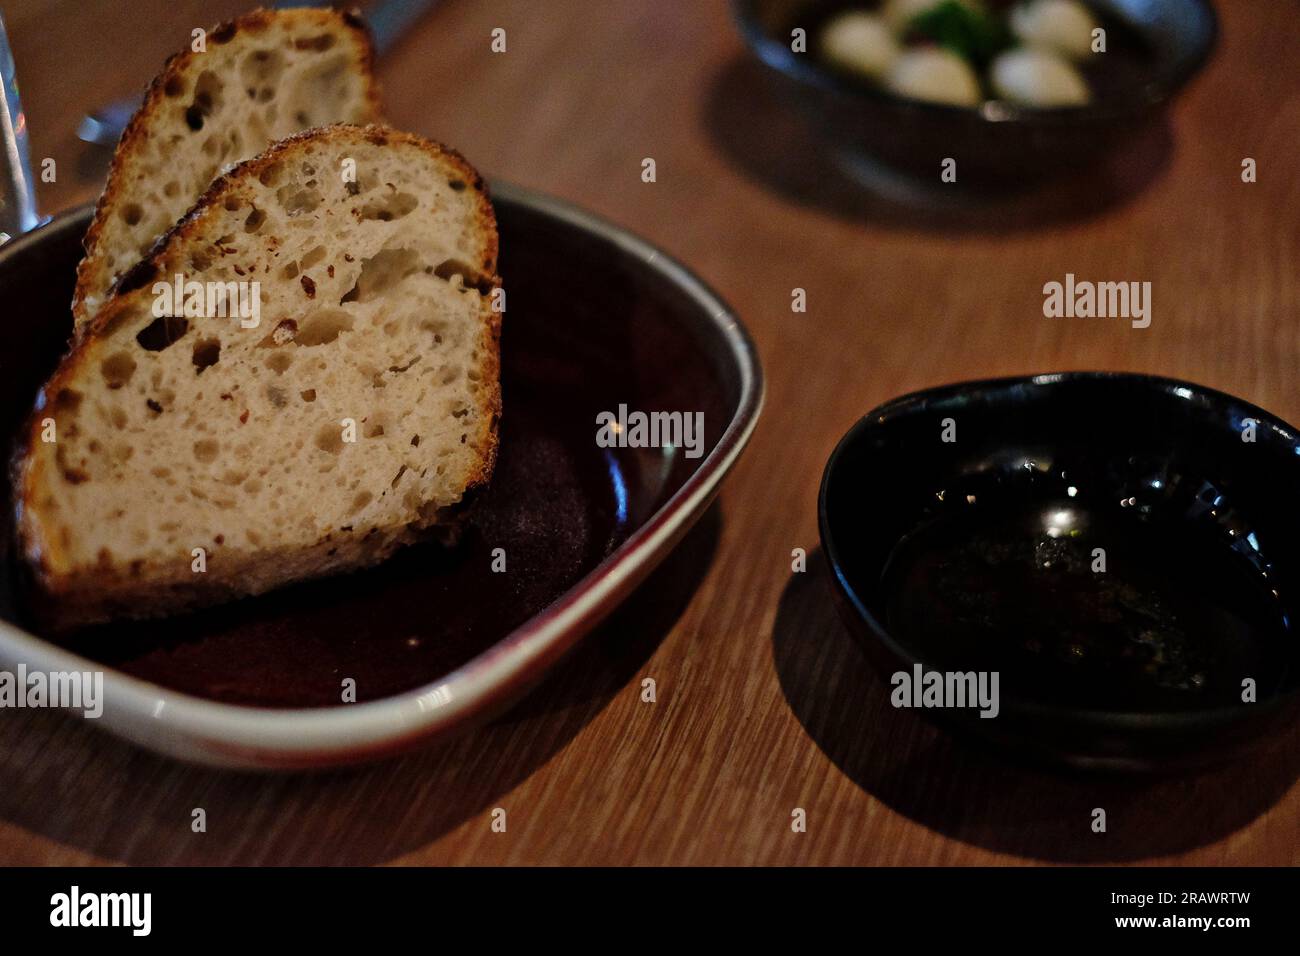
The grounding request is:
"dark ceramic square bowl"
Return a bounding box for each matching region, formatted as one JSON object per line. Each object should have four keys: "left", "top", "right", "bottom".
{"left": 819, "top": 373, "right": 1300, "bottom": 771}
{"left": 0, "top": 183, "right": 763, "bottom": 768}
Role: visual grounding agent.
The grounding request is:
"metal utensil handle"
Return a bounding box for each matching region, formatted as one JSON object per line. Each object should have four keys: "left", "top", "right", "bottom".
{"left": 365, "top": 0, "right": 441, "bottom": 57}
{"left": 0, "top": 12, "right": 41, "bottom": 242}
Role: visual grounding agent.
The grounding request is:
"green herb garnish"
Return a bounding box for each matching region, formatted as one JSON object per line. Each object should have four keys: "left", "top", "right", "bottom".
{"left": 907, "top": 1, "right": 1014, "bottom": 67}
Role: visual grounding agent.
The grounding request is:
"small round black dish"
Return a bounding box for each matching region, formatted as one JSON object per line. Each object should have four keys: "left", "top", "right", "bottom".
{"left": 818, "top": 373, "right": 1300, "bottom": 772}
{"left": 732, "top": 0, "right": 1217, "bottom": 184}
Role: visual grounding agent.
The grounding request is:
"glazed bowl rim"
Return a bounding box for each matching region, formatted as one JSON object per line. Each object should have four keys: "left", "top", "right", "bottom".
{"left": 0, "top": 182, "right": 766, "bottom": 766}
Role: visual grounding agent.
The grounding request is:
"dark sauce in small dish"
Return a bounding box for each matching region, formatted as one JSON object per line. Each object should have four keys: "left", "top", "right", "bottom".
{"left": 883, "top": 486, "right": 1291, "bottom": 713}
{"left": 818, "top": 373, "right": 1295, "bottom": 768}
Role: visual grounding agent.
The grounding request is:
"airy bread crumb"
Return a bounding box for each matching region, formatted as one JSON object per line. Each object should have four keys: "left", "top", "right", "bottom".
{"left": 73, "top": 7, "right": 381, "bottom": 328}
{"left": 17, "top": 125, "right": 501, "bottom": 627}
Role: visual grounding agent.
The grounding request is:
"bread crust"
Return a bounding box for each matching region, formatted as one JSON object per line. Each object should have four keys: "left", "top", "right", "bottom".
{"left": 73, "top": 7, "right": 382, "bottom": 328}
{"left": 17, "top": 125, "right": 501, "bottom": 628}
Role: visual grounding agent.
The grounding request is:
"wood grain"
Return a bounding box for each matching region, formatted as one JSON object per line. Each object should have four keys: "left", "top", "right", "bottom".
{"left": 0, "top": 0, "right": 1296, "bottom": 865}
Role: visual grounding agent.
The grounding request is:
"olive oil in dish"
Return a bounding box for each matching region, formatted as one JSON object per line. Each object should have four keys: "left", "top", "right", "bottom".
{"left": 882, "top": 491, "right": 1290, "bottom": 713}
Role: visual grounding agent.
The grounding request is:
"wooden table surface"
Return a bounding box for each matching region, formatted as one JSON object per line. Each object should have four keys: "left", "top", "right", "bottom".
{"left": 0, "top": 0, "right": 1296, "bottom": 865}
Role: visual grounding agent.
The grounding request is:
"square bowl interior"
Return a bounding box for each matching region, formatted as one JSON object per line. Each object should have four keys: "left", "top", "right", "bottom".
{"left": 0, "top": 183, "right": 761, "bottom": 763}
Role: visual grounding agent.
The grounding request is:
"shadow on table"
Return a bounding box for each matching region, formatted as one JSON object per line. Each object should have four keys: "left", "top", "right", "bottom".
{"left": 703, "top": 56, "right": 1174, "bottom": 236}
{"left": 0, "top": 506, "right": 720, "bottom": 865}
{"left": 772, "top": 549, "right": 1300, "bottom": 863}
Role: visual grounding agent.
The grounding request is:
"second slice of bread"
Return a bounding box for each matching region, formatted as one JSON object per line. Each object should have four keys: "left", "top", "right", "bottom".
{"left": 16, "top": 125, "right": 501, "bottom": 627}
{"left": 73, "top": 7, "right": 381, "bottom": 328}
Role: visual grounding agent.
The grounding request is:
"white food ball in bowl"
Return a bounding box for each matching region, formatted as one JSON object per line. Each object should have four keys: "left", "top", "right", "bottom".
{"left": 885, "top": 47, "right": 983, "bottom": 107}
{"left": 990, "top": 47, "right": 1091, "bottom": 107}
{"left": 820, "top": 12, "right": 900, "bottom": 80}
{"left": 1010, "top": 0, "right": 1099, "bottom": 61}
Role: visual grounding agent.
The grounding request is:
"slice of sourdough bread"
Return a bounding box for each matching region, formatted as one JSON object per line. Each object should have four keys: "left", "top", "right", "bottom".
{"left": 16, "top": 125, "right": 501, "bottom": 628}
{"left": 73, "top": 7, "right": 381, "bottom": 328}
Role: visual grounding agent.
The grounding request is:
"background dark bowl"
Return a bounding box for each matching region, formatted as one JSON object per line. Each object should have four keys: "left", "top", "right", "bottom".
{"left": 818, "top": 372, "right": 1300, "bottom": 771}
{"left": 733, "top": 0, "right": 1217, "bottom": 184}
